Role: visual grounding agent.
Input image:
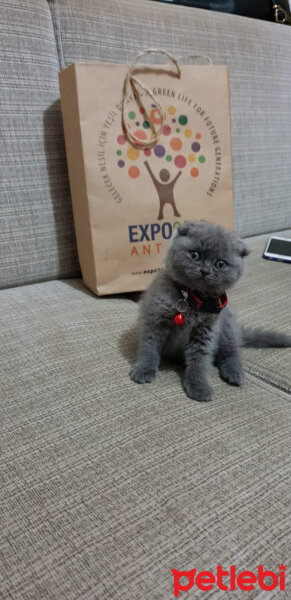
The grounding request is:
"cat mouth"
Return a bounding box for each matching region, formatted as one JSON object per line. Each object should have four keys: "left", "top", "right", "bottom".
{"left": 192, "top": 279, "right": 220, "bottom": 295}
{"left": 200, "top": 274, "right": 212, "bottom": 281}
{"left": 198, "top": 274, "right": 215, "bottom": 285}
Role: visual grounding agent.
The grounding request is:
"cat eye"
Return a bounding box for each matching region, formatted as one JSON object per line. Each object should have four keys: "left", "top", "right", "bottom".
{"left": 215, "top": 259, "right": 226, "bottom": 269}
{"left": 190, "top": 251, "right": 201, "bottom": 261}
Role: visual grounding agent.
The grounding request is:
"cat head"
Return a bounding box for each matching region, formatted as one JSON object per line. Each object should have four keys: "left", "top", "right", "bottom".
{"left": 165, "top": 221, "right": 250, "bottom": 296}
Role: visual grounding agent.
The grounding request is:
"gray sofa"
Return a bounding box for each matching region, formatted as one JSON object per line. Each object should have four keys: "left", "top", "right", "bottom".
{"left": 1, "top": 1, "right": 290, "bottom": 598}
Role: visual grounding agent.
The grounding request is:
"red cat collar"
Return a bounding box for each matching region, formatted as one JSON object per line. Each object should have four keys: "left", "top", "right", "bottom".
{"left": 174, "top": 286, "right": 228, "bottom": 325}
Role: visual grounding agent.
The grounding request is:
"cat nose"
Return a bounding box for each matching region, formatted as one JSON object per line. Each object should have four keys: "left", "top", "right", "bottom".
{"left": 201, "top": 269, "right": 210, "bottom": 278}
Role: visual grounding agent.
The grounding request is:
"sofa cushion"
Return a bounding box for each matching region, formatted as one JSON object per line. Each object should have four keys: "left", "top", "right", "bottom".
{"left": 49, "top": 0, "right": 291, "bottom": 237}
{"left": 0, "top": 278, "right": 290, "bottom": 599}
{"left": 230, "top": 229, "right": 291, "bottom": 393}
{"left": 0, "top": 0, "right": 80, "bottom": 290}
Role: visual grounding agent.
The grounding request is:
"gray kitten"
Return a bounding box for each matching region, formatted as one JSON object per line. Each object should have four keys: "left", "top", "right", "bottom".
{"left": 130, "top": 221, "right": 291, "bottom": 402}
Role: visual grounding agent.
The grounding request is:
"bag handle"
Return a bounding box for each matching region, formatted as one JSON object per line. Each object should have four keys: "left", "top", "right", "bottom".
{"left": 122, "top": 49, "right": 181, "bottom": 149}
{"left": 177, "top": 54, "right": 212, "bottom": 64}
{"left": 122, "top": 49, "right": 212, "bottom": 149}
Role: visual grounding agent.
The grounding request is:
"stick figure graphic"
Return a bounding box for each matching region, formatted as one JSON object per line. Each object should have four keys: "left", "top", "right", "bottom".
{"left": 144, "top": 161, "right": 182, "bottom": 220}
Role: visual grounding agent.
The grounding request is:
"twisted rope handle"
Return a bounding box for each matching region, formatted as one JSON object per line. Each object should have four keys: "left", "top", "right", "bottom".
{"left": 121, "top": 49, "right": 212, "bottom": 149}
{"left": 177, "top": 54, "right": 212, "bottom": 65}
{"left": 122, "top": 49, "right": 181, "bottom": 149}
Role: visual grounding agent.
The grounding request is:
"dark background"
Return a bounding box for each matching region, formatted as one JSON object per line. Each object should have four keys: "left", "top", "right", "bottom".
{"left": 150, "top": 0, "right": 291, "bottom": 22}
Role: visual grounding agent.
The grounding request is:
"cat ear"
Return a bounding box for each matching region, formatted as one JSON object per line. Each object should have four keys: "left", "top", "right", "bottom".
{"left": 177, "top": 224, "right": 189, "bottom": 236}
{"left": 238, "top": 240, "right": 250, "bottom": 258}
{"left": 177, "top": 222, "right": 194, "bottom": 236}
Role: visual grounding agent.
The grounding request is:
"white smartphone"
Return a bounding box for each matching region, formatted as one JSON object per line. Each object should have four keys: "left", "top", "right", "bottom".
{"left": 263, "top": 236, "right": 291, "bottom": 264}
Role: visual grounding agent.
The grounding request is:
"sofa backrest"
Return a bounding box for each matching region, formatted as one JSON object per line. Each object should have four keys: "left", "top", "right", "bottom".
{"left": 49, "top": 0, "right": 291, "bottom": 238}
{"left": 0, "top": 0, "right": 80, "bottom": 289}
{"left": 1, "top": 0, "right": 290, "bottom": 289}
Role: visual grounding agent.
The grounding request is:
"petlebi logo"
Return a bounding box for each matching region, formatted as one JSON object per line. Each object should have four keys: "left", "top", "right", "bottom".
{"left": 172, "top": 564, "right": 287, "bottom": 596}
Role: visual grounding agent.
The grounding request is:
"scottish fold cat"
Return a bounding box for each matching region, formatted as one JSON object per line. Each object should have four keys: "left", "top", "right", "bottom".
{"left": 130, "top": 221, "right": 290, "bottom": 401}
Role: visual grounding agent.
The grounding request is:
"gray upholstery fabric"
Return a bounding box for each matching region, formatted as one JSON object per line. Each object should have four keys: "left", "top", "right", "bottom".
{"left": 1, "top": 3, "right": 290, "bottom": 594}
{"left": 49, "top": 0, "right": 291, "bottom": 238}
{"left": 230, "top": 229, "right": 291, "bottom": 393}
{"left": 1, "top": 273, "right": 290, "bottom": 599}
{"left": 0, "top": 0, "right": 80, "bottom": 290}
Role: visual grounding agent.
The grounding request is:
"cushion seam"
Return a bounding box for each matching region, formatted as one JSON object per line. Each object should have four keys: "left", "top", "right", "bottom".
{"left": 244, "top": 367, "right": 291, "bottom": 397}
{"left": 47, "top": 0, "right": 65, "bottom": 70}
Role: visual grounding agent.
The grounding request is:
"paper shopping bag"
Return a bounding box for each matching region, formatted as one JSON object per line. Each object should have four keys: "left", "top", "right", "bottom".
{"left": 59, "top": 50, "right": 234, "bottom": 295}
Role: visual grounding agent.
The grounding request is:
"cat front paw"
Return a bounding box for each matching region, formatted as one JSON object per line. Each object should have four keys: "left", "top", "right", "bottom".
{"left": 218, "top": 360, "right": 244, "bottom": 387}
{"left": 130, "top": 362, "right": 158, "bottom": 384}
{"left": 183, "top": 377, "right": 213, "bottom": 402}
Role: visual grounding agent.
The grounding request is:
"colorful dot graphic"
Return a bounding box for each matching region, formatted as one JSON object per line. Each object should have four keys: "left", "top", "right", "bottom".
{"left": 154, "top": 145, "right": 166, "bottom": 158}
{"left": 127, "top": 147, "right": 139, "bottom": 160}
{"left": 133, "top": 129, "right": 147, "bottom": 141}
{"left": 150, "top": 108, "right": 162, "bottom": 125}
{"left": 128, "top": 166, "right": 140, "bottom": 178}
{"left": 178, "top": 115, "right": 188, "bottom": 126}
{"left": 175, "top": 155, "right": 187, "bottom": 169}
{"left": 116, "top": 105, "right": 206, "bottom": 181}
{"left": 170, "top": 137, "right": 182, "bottom": 151}
{"left": 191, "top": 167, "right": 199, "bottom": 177}
{"left": 163, "top": 125, "right": 171, "bottom": 136}
{"left": 191, "top": 142, "right": 201, "bottom": 152}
